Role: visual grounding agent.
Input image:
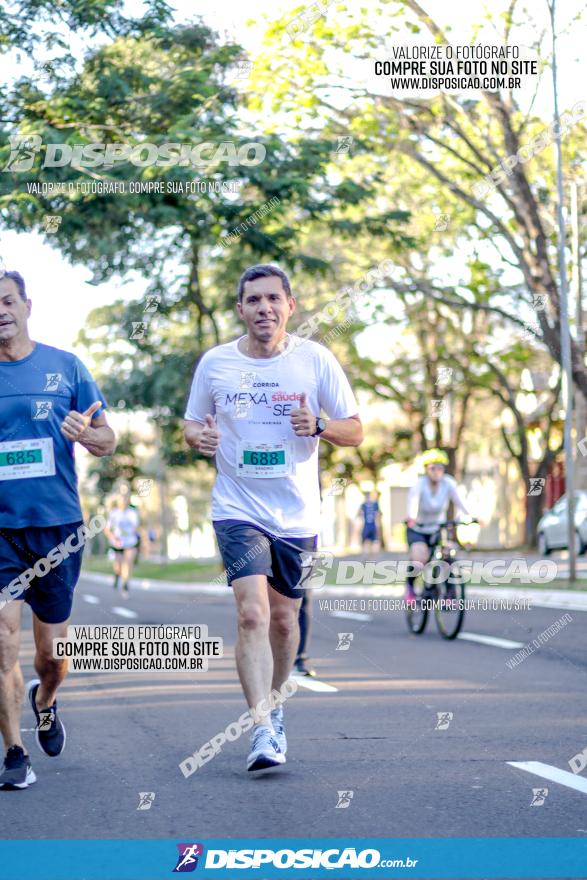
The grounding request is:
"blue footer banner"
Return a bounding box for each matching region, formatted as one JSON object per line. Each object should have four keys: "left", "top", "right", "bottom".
{"left": 0, "top": 838, "right": 586, "bottom": 879}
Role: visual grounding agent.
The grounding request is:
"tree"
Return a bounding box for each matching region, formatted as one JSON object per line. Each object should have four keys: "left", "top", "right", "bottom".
{"left": 251, "top": 0, "right": 586, "bottom": 385}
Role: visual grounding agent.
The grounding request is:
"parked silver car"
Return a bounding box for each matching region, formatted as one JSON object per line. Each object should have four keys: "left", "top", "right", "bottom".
{"left": 536, "top": 492, "right": 587, "bottom": 555}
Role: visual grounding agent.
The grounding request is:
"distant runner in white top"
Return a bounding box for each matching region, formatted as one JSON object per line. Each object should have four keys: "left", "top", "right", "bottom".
{"left": 104, "top": 495, "right": 140, "bottom": 597}
{"left": 183, "top": 263, "right": 363, "bottom": 773}
{"left": 405, "top": 448, "right": 474, "bottom": 602}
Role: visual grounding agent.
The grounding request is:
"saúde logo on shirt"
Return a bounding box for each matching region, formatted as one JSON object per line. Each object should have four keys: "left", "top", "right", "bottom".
{"left": 224, "top": 389, "right": 303, "bottom": 419}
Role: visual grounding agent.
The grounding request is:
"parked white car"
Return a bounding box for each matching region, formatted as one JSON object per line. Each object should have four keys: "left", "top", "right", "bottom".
{"left": 536, "top": 492, "right": 587, "bottom": 555}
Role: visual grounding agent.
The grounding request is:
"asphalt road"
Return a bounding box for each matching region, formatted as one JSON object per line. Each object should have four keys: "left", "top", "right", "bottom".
{"left": 4, "top": 573, "right": 587, "bottom": 847}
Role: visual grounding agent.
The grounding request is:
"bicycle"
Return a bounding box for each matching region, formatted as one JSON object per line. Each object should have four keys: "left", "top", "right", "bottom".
{"left": 405, "top": 520, "right": 478, "bottom": 640}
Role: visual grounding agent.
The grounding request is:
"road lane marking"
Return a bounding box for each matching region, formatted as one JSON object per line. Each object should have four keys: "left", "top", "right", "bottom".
{"left": 330, "top": 611, "right": 372, "bottom": 622}
{"left": 111, "top": 606, "right": 138, "bottom": 619}
{"left": 457, "top": 632, "right": 525, "bottom": 649}
{"left": 82, "top": 594, "right": 100, "bottom": 604}
{"left": 508, "top": 761, "right": 587, "bottom": 794}
{"left": 290, "top": 675, "right": 338, "bottom": 693}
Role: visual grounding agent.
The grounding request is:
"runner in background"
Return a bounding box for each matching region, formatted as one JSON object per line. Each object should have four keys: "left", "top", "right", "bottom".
{"left": 104, "top": 491, "right": 140, "bottom": 597}
{"left": 293, "top": 590, "right": 315, "bottom": 677}
{"left": 360, "top": 489, "right": 381, "bottom": 554}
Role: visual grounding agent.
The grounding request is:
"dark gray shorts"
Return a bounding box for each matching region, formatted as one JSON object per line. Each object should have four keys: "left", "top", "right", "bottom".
{"left": 213, "top": 519, "right": 318, "bottom": 600}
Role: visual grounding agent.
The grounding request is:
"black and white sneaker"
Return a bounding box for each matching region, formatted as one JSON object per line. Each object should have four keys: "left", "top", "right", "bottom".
{"left": 247, "top": 725, "right": 286, "bottom": 772}
{"left": 270, "top": 706, "right": 287, "bottom": 756}
{"left": 27, "top": 679, "right": 66, "bottom": 757}
{"left": 0, "top": 746, "right": 36, "bottom": 790}
{"left": 293, "top": 658, "right": 316, "bottom": 677}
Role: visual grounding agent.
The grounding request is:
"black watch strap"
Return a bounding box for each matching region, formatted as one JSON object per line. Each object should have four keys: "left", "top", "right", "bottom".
{"left": 313, "top": 417, "right": 326, "bottom": 437}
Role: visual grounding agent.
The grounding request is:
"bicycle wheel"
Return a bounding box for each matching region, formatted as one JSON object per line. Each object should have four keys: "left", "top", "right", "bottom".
{"left": 405, "top": 575, "right": 430, "bottom": 635}
{"left": 434, "top": 571, "right": 465, "bottom": 639}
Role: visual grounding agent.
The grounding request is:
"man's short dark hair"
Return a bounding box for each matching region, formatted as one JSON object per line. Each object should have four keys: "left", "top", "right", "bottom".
{"left": 237, "top": 264, "right": 292, "bottom": 301}
{"left": 0, "top": 271, "right": 27, "bottom": 300}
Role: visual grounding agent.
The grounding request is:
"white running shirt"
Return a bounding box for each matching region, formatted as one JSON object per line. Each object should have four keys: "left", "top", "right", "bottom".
{"left": 184, "top": 336, "right": 358, "bottom": 536}
{"left": 108, "top": 507, "right": 140, "bottom": 548}
{"left": 407, "top": 475, "right": 471, "bottom": 534}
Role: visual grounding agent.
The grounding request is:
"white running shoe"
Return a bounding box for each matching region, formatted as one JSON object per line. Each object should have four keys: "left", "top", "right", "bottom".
{"left": 247, "top": 725, "right": 285, "bottom": 772}
{"left": 270, "top": 706, "right": 287, "bottom": 756}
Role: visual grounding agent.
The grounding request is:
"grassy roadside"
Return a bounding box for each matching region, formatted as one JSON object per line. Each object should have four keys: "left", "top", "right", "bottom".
{"left": 82, "top": 557, "right": 225, "bottom": 583}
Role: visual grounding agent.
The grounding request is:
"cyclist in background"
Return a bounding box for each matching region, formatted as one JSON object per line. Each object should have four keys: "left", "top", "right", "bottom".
{"left": 405, "top": 449, "right": 473, "bottom": 602}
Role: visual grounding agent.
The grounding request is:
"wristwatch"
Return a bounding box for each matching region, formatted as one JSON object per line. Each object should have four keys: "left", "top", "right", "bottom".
{"left": 312, "top": 417, "right": 327, "bottom": 437}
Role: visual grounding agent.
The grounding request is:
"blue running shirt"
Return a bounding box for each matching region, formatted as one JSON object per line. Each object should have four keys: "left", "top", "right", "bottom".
{"left": 361, "top": 500, "right": 379, "bottom": 525}
{"left": 0, "top": 342, "right": 106, "bottom": 528}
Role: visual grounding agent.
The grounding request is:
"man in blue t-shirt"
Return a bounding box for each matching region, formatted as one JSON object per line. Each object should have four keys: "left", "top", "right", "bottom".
{"left": 360, "top": 490, "right": 381, "bottom": 553}
{"left": 0, "top": 270, "right": 116, "bottom": 791}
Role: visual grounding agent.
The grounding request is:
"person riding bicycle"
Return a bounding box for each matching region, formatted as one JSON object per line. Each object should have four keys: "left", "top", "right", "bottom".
{"left": 405, "top": 449, "right": 474, "bottom": 603}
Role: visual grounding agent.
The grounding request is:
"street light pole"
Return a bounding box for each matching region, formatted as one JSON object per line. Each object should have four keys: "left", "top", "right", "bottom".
{"left": 549, "top": 0, "right": 576, "bottom": 581}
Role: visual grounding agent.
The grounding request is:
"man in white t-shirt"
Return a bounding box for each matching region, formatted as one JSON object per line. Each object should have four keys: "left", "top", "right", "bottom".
{"left": 184, "top": 264, "right": 363, "bottom": 772}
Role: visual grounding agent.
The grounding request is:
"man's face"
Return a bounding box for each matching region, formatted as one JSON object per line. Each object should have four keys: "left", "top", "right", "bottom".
{"left": 236, "top": 276, "right": 295, "bottom": 343}
{"left": 0, "top": 278, "right": 30, "bottom": 343}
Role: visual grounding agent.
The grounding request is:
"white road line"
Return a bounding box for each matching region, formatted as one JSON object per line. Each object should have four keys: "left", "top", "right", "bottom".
{"left": 290, "top": 675, "right": 338, "bottom": 693}
{"left": 111, "top": 606, "right": 138, "bottom": 619}
{"left": 330, "top": 610, "right": 372, "bottom": 622}
{"left": 508, "top": 761, "right": 587, "bottom": 795}
{"left": 457, "top": 632, "right": 525, "bottom": 649}
{"left": 82, "top": 594, "right": 100, "bottom": 605}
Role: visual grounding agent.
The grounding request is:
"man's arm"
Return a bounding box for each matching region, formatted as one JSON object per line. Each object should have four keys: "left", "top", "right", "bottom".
{"left": 320, "top": 415, "right": 363, "bottom": 448}
{"left": 60, "top": 403, "right": 116, "bottom": 457}
{"left": 290, "top": 395, "right": 363, "bottom": 447}
{"left": 77, "top": 414, "right": 116, "bottom": 457}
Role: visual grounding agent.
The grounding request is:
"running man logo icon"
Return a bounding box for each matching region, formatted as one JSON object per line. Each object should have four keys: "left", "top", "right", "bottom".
{"left": 296, "top": 550, "right": 334, "bottom": 590}
{"left": 328, "top": 477, "right": 348, "bottom": 496}
{"left": 32, "top": 400, "right": 53, "bottom": 420}
{"left": 143, "top": 294, "right": 161, "bottom": 313}
{"left": 430, "top": 398, "right": 447, "bottom": 418}
{"left": 435, "top": 367, "right": 454, "bottom": 386}
{"left": 234, "top": 400, "right": 252, "bottom": 420}
{"left": 522, "top": 322, "right": 540, "bottom": 342}
{"left": 137, "top": 791, "right": 155, "bottom": 811}
{"left": 433, "top": 213, "right": 451, "bottom": 231}
{"left": 335, "top": 136, "right": 353, "bottom": 154}
{"left": 240, "top": 371, "right": 257, "bottom": 389}
{"left": 336, "top": 632, "right": 354, "bottom": 651}
{"left": 533, "top": 295, "right": 548, "bottom": 311}
{"left": 43, "top": 215, "right": 62, "bottom": 234}
{"left": 173, "top": 843, "right": 204, "bottom": 873}
{"left": 2, "top": 134, "right": 43, "bottom": 172}
{"left": 37, "top": 709, "right": 55, "bottom": 732}
{"left": 234, "top": 60, "right": 253, "bottom": 79}
{"left": 527, "top": 478, "right": 545, "bottom": 497}
{"left": 336, "top": 790, "right": 354, "bottom": 809}
{"left": 530, "top": 787, "right": 548, "bottom": 806}
{"left": 136, "top": 479, "right": 154, "bottom": 497}
{"left": 130, "top": 321, "right": 149, "bottom": 340}
{"left": 435, "top": 712, "right": 453, "bottom": 730}
{"left": 44, "top": 373, "right": 62, "bottom": 392}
